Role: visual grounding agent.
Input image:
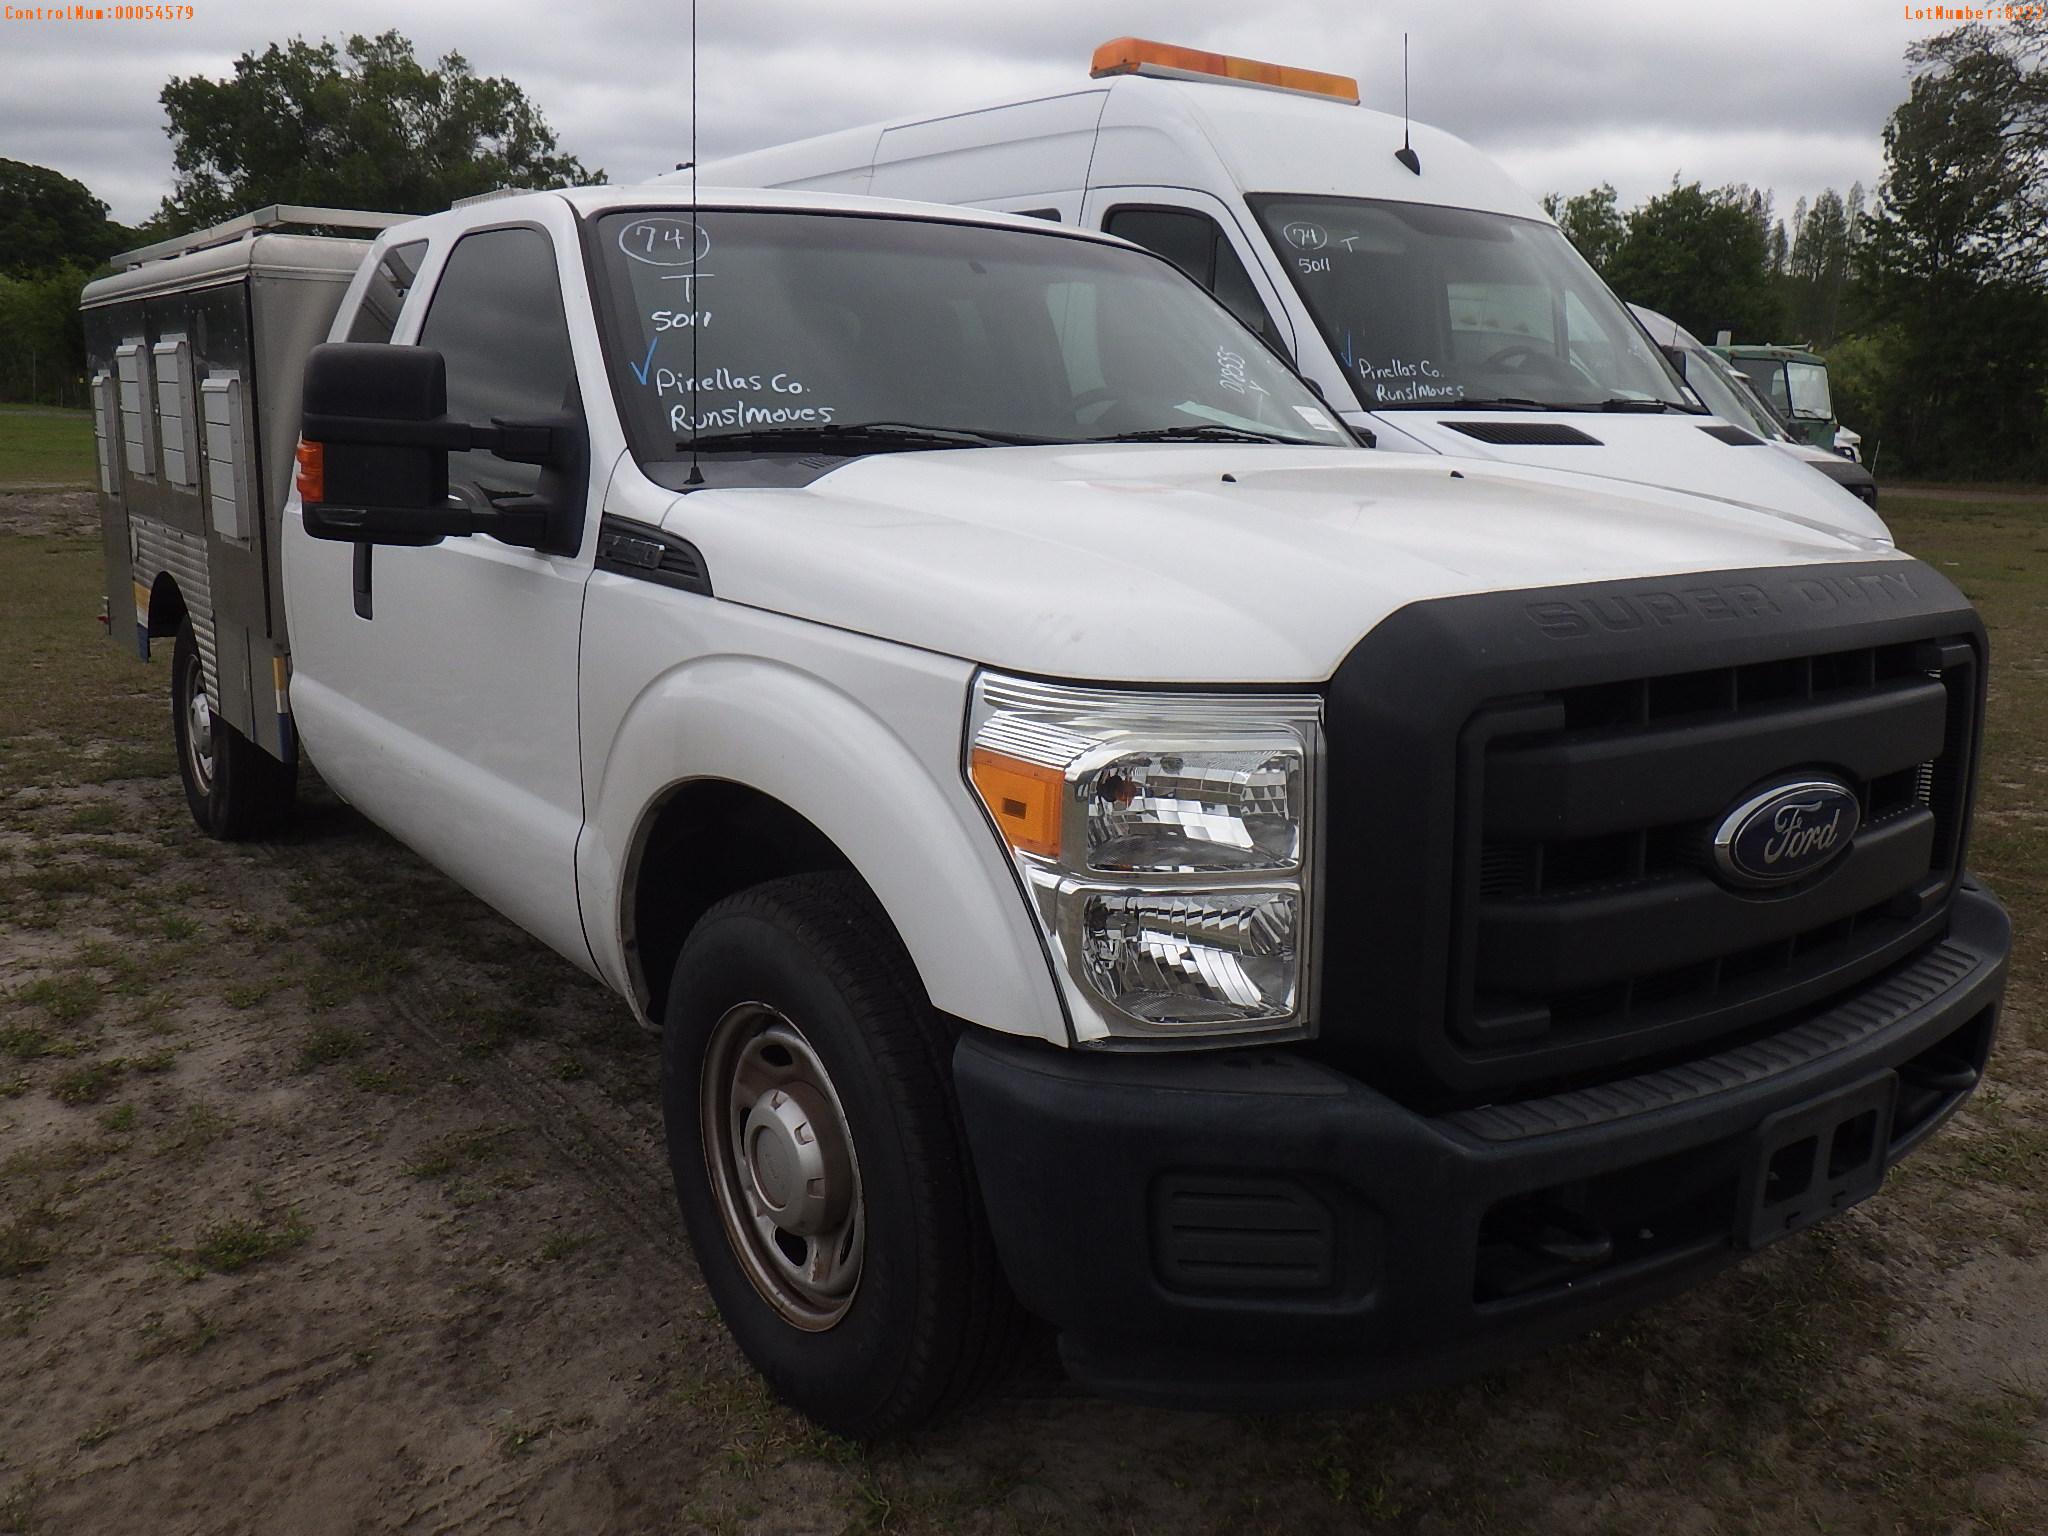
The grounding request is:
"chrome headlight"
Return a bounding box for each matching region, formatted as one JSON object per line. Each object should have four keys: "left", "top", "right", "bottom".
{"left": 966, "top": 673, "right": 1322, "bottom": 1044}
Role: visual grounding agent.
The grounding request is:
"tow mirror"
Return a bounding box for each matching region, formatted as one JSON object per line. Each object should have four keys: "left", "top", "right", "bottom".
{"left": 298, "top": 343, "right": 584, "bottom": 555}
{"left": 300, "top": 343, "right": 457, "bottom": 546}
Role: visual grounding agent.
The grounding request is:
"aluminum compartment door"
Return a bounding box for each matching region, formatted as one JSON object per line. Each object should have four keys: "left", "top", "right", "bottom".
{"left": 83, "top": 318, "right": 140, "bottom": 659}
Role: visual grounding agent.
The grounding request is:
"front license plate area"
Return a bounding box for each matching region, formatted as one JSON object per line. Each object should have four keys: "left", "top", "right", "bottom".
{"left": 1737, "top": 1071, "right": 1899, "bottom": 1251}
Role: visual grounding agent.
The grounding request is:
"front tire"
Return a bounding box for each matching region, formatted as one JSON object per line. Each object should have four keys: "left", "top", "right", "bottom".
{"left": 171, "top": 618, "right": 296, "bottom": 840}
{"left": 661, "top": 873, "right": 1020, "bottom": 1436}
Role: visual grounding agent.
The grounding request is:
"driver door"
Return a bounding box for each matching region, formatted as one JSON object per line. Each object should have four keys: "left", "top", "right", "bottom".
{"left": 1082, "top": 187, "right": 1297, "bottom": 362}
{"left": 293, "top": 212, "right": 601, "bottom": 968}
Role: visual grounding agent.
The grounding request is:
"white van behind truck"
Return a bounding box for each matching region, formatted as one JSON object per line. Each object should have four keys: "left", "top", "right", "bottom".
{"left": 697, "top": 37, "right": 1884, "bottom": 540}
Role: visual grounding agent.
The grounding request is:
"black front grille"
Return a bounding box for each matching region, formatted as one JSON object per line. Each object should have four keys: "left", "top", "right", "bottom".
{"left": 1318, "top": 558, "right": 1989, "bottom": 1104}
{"left": 1450, "top": 638, "right": 1978, "bottom": 1080}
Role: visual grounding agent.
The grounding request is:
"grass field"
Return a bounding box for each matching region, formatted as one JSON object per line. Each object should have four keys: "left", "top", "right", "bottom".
{"left": 0, "top": 434, "right": 2044, "bottom": 1529}
{"left": 0, "top": 406, "right": 93, "bottom": 488}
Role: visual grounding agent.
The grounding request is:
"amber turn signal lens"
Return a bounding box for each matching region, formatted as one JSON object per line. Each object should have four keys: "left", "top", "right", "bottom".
{"left": 969, "top": 748, "right": 1065, "bottom": 860}
{"left": 294, "top": 438, "right": 324, "bottom": 503}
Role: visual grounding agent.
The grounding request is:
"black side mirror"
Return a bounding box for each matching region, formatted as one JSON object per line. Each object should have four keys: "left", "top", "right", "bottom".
{"left": 1658, "top": 343, "right": 1689, "bottom": 378}
{"left": 301, "top": 343, "right": 458, "bottom": 546}
{"left": 299, "top": 343, "right": 583, "bottom": 555}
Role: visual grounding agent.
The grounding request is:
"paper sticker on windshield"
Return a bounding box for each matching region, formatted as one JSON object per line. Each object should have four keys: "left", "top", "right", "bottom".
{"left": 1292, "top": 405, "right": 1342, "bottom": 434}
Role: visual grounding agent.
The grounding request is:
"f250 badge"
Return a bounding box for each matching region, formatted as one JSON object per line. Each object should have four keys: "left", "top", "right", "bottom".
{"left": 1712, "top": 778, "right": 1861, "bottom": 889}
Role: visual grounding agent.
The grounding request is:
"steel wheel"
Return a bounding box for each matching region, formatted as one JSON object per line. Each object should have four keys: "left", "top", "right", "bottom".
{"left": 179, "top": 641, "right": 216, "bottom": 794}
{"left": 700, "top": 1001, "right": 865, "bottom": 1331}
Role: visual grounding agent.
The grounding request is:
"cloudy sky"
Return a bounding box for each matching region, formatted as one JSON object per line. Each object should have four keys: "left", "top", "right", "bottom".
{"left": 3, "top": 0, "right": 1928, "bottom": 229}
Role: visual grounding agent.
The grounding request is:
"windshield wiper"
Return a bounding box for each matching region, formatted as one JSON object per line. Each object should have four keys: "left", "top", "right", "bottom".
{"left": 1582, "top": 397, "right": 1704, "bottom": 414}
{"left": 1404, "top": 396, "right": 1554, "bottom": 412}
{"left": 682, "top": 421, "right": 1054, "bottom": 453}
{"left": 1096, "top": 424, "right": 1304, "bottom": 445}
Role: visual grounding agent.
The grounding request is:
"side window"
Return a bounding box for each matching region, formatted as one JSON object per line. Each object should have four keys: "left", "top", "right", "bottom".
{"left": 1102, "top": 206, "right": 1281, "bottom": 347}
{"left": 1732, "top": 357, "right": 1790, "bottom": 415}
{"left": 347, "top": 240, "right": 430, "bottom": 344}
{"left": 417, "top": 227, "right": 577, "bottom": 503}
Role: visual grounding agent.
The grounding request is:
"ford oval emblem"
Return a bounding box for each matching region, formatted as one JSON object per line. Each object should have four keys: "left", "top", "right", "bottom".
{"left": 1712, "top": 778, "right": 1861, "bottom": 889}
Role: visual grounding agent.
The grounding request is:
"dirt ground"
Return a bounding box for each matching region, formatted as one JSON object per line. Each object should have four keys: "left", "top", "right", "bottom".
{"left": 2, "top": 486, "right": 2045, "bottom": 1535}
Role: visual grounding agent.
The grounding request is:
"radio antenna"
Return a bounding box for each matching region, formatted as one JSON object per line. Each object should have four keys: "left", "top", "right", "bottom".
{"left": 684, "top": 0, "right": 704, "bottom": 487}
{"left": 1394, "top": 34, "right": 1421, "bottom": 176}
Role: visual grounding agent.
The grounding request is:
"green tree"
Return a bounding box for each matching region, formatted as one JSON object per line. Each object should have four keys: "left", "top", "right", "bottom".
{"left": 0, "top": 161, "right": 129, "bottom": 404}
{"left": 155, "top": 30, "right": 602, "bottom": 232}
{"left": 1903, "top": 14, "right": 2048, "bottom": 278}
{"left": 0, "top": 266, "right": 93, "bottom": 406}
{"left": 1602, "top": 181, "right": 1783, "bottom": 342}
{"left": 0, "top": 160, "right": 130, "bottom": 277}
{"left": 1784, "top": 188, "right": 1857, "bottom": 346}
{"left": 1858, "top": 21, "right": 2048, "bottom": 478}
{"left": 1542, "top": 184, "right": 1625, "bottom": 274}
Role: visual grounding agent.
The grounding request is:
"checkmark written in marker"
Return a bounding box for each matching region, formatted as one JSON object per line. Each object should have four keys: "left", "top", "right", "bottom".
{"left": 629, "top": 337, "right": 658, "bottom": 385}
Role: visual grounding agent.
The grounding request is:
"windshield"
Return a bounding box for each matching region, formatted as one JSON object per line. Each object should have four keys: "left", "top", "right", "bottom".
{"left": 1249, "top": 196, "right": 1692, "bottom": 412}
{"left": 1785, "top": 360, "right": 1834, "bottom": 420}
{"left": 592, "top": 209, "right": 1347, "bottom": 470}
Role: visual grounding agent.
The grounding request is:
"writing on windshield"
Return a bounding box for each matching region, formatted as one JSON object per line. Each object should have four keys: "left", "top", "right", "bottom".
{"left": 593, "top": 208, "right": 1342, "bottom": 465}
{"left": 1250, "top": 196, "right": 1690, "bottom": 412}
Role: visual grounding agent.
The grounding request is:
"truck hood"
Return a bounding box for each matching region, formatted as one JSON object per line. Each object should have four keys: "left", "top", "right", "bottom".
{"left": 662, "top": 445, "right": 1907, "bottom": 684}
{"left": 1353, "top": 411, "right": 1890, "bottom": 544}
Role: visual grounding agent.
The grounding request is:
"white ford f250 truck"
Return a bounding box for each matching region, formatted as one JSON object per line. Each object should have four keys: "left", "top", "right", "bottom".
{"left": 82, "top": 186, "right": 2009, "bottom": 1437}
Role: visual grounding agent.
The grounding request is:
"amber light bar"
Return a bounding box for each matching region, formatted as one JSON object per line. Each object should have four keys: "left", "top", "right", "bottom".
{"left": 1089, "top": 37, "right": 1360, "bottom": 105}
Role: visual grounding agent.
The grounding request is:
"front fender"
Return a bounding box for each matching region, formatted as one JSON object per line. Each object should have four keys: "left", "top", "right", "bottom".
{"left": 575, "top": 605, "right": 1067, "bottom": 1046}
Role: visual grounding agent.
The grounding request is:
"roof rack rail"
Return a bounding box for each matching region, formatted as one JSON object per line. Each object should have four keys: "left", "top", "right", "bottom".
{"left": 450, "top": 186, "right": 535, "bottom": 208}
{"left": 112, "top": 205, "right": 408, "bottom": 269}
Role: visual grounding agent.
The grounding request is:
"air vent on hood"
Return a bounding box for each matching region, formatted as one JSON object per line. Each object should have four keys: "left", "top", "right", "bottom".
{"left": 1699, "top": 423, "right": 1764, "bottom": 446}
{"left": 1444, "top": 421, "right": 1602, "bottom": 447}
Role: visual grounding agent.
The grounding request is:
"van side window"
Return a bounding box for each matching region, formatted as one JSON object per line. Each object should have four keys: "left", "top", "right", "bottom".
{"left": 1102, "top": 206, "right": 1281, "bottom": 346}
{"left": 346, "top": 240, "right": 430, "bottom": 344}
{"left": 416, "top": 226, "right": 577, "bottom": 505}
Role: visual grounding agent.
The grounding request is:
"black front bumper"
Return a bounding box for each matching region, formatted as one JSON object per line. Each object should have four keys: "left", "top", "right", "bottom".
{"left": 954, "top": 884, "right": 2009, "bottom": 1411}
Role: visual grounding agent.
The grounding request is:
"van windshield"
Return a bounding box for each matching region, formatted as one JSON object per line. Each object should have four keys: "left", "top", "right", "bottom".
{"left": 592, "top": 208, "right": 1347, "bottom": 471}
{"left": 1248, "top": 196, "right": 1693, "bottom": 413}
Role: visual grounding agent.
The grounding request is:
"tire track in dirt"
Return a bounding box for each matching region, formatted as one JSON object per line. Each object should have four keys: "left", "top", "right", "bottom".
{"left": 246, "top": 812, "right": 693, "bottom": 1268}
{"left": 68, "top": 1346, "right": 368, "bottom": 1480}
{"left": 7, "top": 773, "right": 725, "bottom": 1534}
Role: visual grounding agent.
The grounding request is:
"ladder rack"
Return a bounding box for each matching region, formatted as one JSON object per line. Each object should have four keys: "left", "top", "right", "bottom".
{"left": 113, "top": 205, "right": 408, "bottom": 269}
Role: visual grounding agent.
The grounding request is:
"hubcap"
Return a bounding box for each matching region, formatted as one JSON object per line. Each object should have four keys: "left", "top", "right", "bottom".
{"left": 181, "top": 650, "right": 215, "bottom": 792}
{"left": 700, "top": 1003, "right": 864, "bottom": 1330}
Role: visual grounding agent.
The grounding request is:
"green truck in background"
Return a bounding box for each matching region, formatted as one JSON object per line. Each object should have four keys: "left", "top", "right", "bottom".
{"left": 1713, "top": 341, "right": 1862, "bottom": 462}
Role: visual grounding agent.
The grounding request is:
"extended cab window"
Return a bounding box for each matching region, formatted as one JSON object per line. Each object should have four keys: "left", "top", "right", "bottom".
{"left": 346, "top": 240, "right": 428, "bottom": 344}
{"left": 417, "top": 226, "right": 577, "bottom": 502}
{"left": 1103, "top": 206, "right": 1281, "bottom": 347}
{"left": 593, "top": 209, "right": 1342, "bottom": 483}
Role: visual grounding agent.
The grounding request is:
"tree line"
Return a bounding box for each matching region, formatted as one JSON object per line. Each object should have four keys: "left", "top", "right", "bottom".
{"left": 4, "top": 22, "right": 2044, "bottom": 480}
{"left": 0, "top": 32, "right": 596, "bottom": 409}
{"left": 1547, "top": 17, "right": 2047, "bottom": 480}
